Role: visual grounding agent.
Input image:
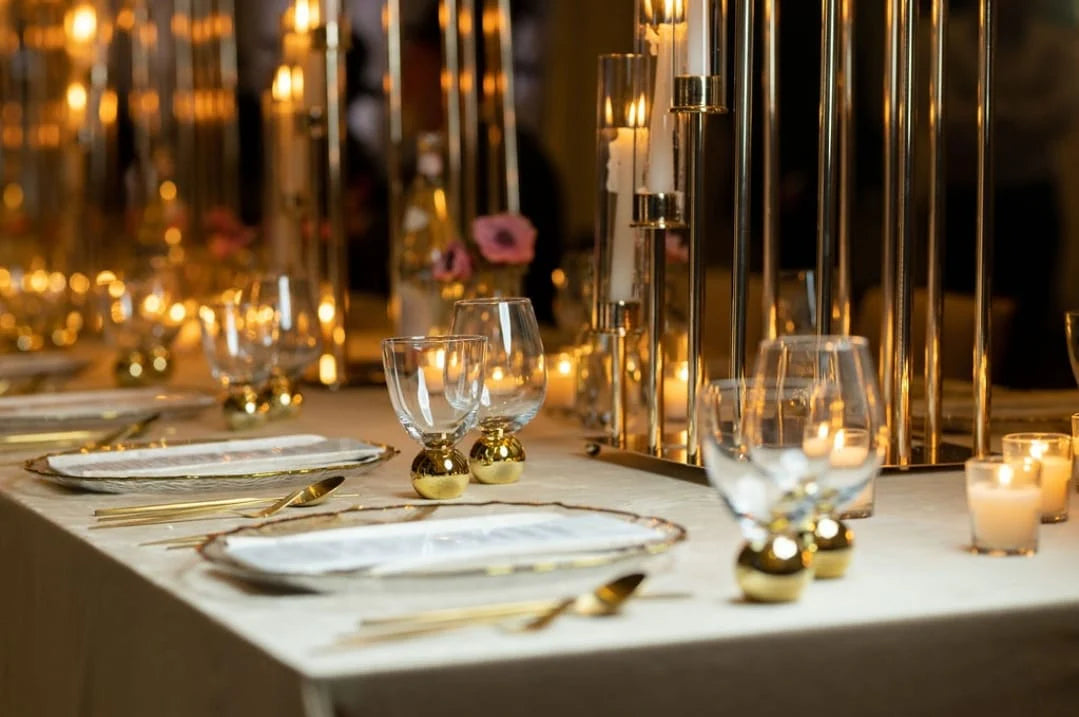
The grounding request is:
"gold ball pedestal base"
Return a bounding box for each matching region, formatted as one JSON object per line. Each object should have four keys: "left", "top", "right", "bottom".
{"left": 411, "top": 446, "right": 471, "bottom": 499}
{"left": 735, "top": 534, "right": 814, "bottom": 603}
{"left": 114, "top": 345, "right": 173, "bottom": 387}
{"left": 261, "top": 374, "right": 304, "bottom": 419}
{"left": 809, "top": 516, "right": 854, "bottom": 579}
{"left": 223, "top": 385, "right": 268, "bottom": 430}
{"left": 469, "top": 430, "right": 525, "bottom": 484}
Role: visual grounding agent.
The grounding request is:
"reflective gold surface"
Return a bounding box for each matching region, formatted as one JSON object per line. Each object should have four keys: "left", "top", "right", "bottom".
{"left": 223, "top": 385, "right": 269, "bottom": 430}
{"left": 469, "top": 430, "right": 525, "bottom": 484}
{"left": 262, "top": 373, "right": 303, "bottom": 420}
{"left": 810, "top": 516, "right": 854, "bottom": 579}
{"left": 411, "top": 446, "right": 470, "bottom": 499}
{"left": 734, "top": 534, "right": 813, "bottom": 603}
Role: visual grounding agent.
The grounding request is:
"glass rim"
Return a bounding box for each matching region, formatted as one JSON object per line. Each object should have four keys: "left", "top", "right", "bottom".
{"left": 453, "top": 297, "right": 533, "bottom": 308}
{"left": 964, "top": 455, "right": 1042, "bottom": 469}
{"left": 381, "top": 335, "right": 488, "bottom": 348}
{"left": 1001, "top": 432, "right": 1071, "bottom": 444}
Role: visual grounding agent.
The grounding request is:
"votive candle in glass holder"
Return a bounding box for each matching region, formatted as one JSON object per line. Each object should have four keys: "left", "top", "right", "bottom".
{"left": 965, "top": 456, "right": 1041, "bottom": 556}
{"left": 1071, "top": 413, "right": 1079, "bottom": 492}
{"left": 1002, "top": 432, "right": 1072, "bottom": 523}
{"left": 545, "top": 351, "right": 577, "bottom": 412}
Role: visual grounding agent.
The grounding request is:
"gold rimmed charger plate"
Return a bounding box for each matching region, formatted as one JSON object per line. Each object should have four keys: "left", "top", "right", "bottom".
{"left": 24, "top": 437, "right": 398, "bottom": 494}
{"left": 197, "top": 500, "right": 687, "bottom": 594}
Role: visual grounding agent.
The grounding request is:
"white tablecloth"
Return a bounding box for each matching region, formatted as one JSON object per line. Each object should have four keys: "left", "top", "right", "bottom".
{"left": 3, "top": 386, "right": 1079, "bottom": 716}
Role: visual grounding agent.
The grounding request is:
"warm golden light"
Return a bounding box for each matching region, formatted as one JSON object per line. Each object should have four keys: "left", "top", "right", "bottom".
{"left": 65, "top": 3, "right": 97, "bottom": 44}
{"left": 48, "top": 272, "right": 67, "bottom": 293}
{"left": 272, "top": 65, "right": 292, "bottom": 103}
{"left": 164, "top": 227, "right": 182, "bottom": 245}
{"left": 66, "top": 82, "right": 88, "bottom": 113}
{"left": 2, "top": 183, "right": 23, "bottom": 210}
{"left": 68, "top": 273, "right": 90, "bottom": 294}
{"left": 294, "top": 0, "right": 319, "bottom": 33}
{"left": 550, "top": 268, "right": 566, "bottom": 288}
{"left": 116, "top": 8, "right": 135, "bottom": 31}
{"left": 290, "top": 66, "right": 304, "bottom": 100}
{"left": 95, "top": 270, "right": 117, "bottom": 285}
{"left": 319, "top": 354, "right": 337, "bottom": 384}
{"left": 317, "top": 299, "right": 335, "bottom": 324}
{"left": 159, "top": 180, "right": 177, "bottom": 201}
{"left": 98, "top": 89, "right": 118, "bottom": 124}
{"left": 556, "top": 356, "right": 574, "bottom": 377}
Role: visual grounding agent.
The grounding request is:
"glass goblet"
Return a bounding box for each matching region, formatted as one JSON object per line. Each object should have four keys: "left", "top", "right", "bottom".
{"left": 451, "top": 298, "right": 546, "bottom": 484}
{"left": 382, "top": 335, "right": 487, "bottom": 499}
{"left": 700, "top": 379, "right": 816, "bottom": 603}
{"left": 745, "top": 334, "right": 887, "bottom": 578}
{"left": 246, "top": 273, "right": 322, "bottom": 419}
{"left": 198, "top": 300, "right": 277, "bottom": 430}
{"left": 101, "top": 271, "right": 187, "bottom": 386}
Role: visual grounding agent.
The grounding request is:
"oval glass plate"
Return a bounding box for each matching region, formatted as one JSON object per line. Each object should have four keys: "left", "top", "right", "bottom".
{"left": 198, "top": 501, "right": 687, "bottom": 594}
{"left": 24, "top": 437, "right": 398, "bottom": 494}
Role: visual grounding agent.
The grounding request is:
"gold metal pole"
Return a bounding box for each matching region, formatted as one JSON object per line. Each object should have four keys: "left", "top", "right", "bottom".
{"left": 925, "top": 0, "right": 947, "bottom": 460}
{"left": 973, "top": 0, "right": 995, "bottom": 457}
{"left": 441, "top": 0, "right": 464, "bottom": 230}
{"left": 731, "top": 0, "right": 753, "bottom": 385}
{"left": 836, "top": 0, "right": 853, "bottom": 336}
{"left": 894, "top": 0, "right": 916, "bottom": 464}
{"left": 322, "top": 0, "right": 348, "bottom": 387}
{"left": 495, "top": 0, "right": 519, "bottom": 214}
{"left": 881, "top": 0, "right": 898, "bottom": 461}
{"left": 761, "top": 0, "right": 779, "bottom": 341}
{"left": 816, "top": 0, "right": 840, "bottom": 335}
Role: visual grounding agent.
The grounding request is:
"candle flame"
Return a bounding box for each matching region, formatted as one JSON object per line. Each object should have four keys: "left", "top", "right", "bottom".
{"left": 557, "top": 356, "right": 574, "bottom": 376}
{"left": 1030, "top": 440, "right": 1047, "bottom": 459}
{"left": 998, "top": 464, "right": 1014, "bottom": 487}
{"left": 272, "top": 65, "right": 292, "bottom": 102}
{"left": 604, "top": 96, "right": 614, "bottom": 127}
{"left": 66, "top": 82, "right": 87, "bottom": 112}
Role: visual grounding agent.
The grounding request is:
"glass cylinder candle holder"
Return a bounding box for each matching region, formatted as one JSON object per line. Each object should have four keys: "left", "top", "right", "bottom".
{"left": 1002, "top": 432, "right": 1072, "bottom": 523}
{"left": 965, "top": 456, "right": 1041, "bottom": 556}
{"left": 545, "top": 351, "right": 578, "bottom": 414}
{"left": 635, "top": 1, "right": 686, "bottom": 196}
{"left": 594, "top": 53, "right": 649, "bottom": 313}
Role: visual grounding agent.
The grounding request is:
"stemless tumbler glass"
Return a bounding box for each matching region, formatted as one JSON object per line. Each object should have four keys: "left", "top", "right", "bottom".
{"left": 246, "top": 273, "right": 322, "bottom": 418}
{"left": 382, "top": 335, "right": 487, "bottom": 499}
{"left": 199, "top": 300, "right": 277, "bottom": 429}
{"left": 451, "top": 298, "right": 546, "bottom": 484}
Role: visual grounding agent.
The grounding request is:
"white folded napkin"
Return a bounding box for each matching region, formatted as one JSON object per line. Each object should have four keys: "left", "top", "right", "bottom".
{"left": 47, "top": 433, "right": 384, "bottom": 478}
{"left": 220, "top": 512, "right": 667, "bottom": 576}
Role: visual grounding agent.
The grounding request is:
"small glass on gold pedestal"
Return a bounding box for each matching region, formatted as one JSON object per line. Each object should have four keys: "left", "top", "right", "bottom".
{"left": 451, "top": 298, "right": 546, "bottom": 484}
{"left": 382, "top": 336, "right": 487, "bottom": 500}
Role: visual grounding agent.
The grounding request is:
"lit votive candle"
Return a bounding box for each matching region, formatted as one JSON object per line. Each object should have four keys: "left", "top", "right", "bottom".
{"left": 1002, "top": 432, "right": 1072, "bottom": 523}
{"left": 830, "top": 428, "right": 875, "bottom": 519}
{"left": 965, "top": 456, "right": 1041, "bottom": 556}
{"left": 545, "top": 352, "right": 576, "bottom": 411}
{"left": 487, "top": 366, "right": 519, "bottom": 396}
{"left": 663, "top": 362, "right": 689, "bottom": 421}
{"left": 420, "top": 349, "right": 445, "bottom": 393}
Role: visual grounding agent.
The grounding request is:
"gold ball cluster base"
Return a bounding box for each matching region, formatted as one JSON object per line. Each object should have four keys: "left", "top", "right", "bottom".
{"left": 469, "top": 431, "right": 526, "bottom": 484}
{"left": 411, "top": 447, "right": 471, "bottom": 499}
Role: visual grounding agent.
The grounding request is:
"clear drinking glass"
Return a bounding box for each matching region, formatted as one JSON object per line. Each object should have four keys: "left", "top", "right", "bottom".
{"left": 743, "top": 335, "right": 886, "bottom": 579}
{"left": 101, "top": 271, "right": 188, "bottom": 386}
{"left": 451, "top": 297, "right": 546, "bottom": 484}
{"left": 198, "top": 300, "right": 277, "bottom": 429}
{"left": 1001, "top": 432, "right": 1072, "bottom": 523}
{"left": 246, "top": 273, "right": 322, "bottom": 418}
{"left": 700, "top": 378, "right": 817, "bottom": 602}
{"left": 382, "top": 335, "right": 487, "bottom": 499}
{"left": 965, "top": 456, "right": 1041, "bottom": 556}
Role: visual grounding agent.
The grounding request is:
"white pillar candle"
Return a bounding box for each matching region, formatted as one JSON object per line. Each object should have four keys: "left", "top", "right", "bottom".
{"left": 1035, "top": 455, "right": 1071, "bottom": 518}
{"left": 968, "top": 482, "right": 1041, "bottom": 553}
{"left": 663, "top": 361, "right": 689, "bottom": 420}
{"left": 606, "top": 127, "right": 638, "bottom": 302}
{"left": 545, "top": 353, "right": 577, "bottom": 410}
{"left": 685, "top": 0, "right": 711, "bottom": 75}
{"left": 644, "top": 22, "right": 680, "bottom": 193}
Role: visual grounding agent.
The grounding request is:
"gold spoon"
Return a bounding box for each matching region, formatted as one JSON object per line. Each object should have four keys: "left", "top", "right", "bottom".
{"left": 334, "top": 573, "right": 647, "bottom": 645}
{"left": 517, "top": 572, "right": 646, "bottom": 631}
{"left": 94, "top": 475, "right": 346, "bottom": 529}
